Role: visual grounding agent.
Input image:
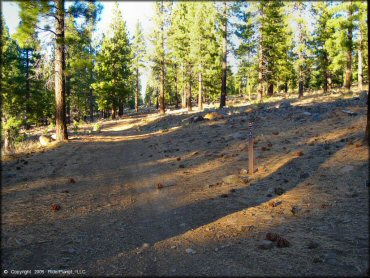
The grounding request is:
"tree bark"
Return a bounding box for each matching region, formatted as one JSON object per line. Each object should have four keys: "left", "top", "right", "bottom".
{"left": 198, "top": 69, "right": 203, "bottom": 111}
{"left": 358, "top": 27, "right": 363, "bottom": 92}
{"left": 25, "top": 48, "right": 30, "bottom": 126}
{"left": 344, "top": 2, "right": 353, "bottom": 94}
{"left": 267, "top": 83, "right": 273, "bottom": 97}
{"left": 89, "top": 88, "right": 94, "bottom": 122}
{"left": 135, "top": 67, "right": 139, "bottom": 112}
{"left": 118, "top": 98, "right": 123, "bottom": 116}
{"left": 66, "top": 75, "right": 71, "bottom": 124}
{"left": 297, "top": 3, "right": 304, "bottom": 99}
{"left": 159, "top": 0, "right": 165, "bottom": 115}
{"left": 284, "top": 80, "right": 288, "bottom": 94}
{"left": 111, "top": 102, "right": 116, "bottom": 119}
{"left": 156, "top": 89, "right": 159, "bottom": 110}
{"left": 365, "top": 11, "right": 370, "bottom": 146}
{"left": 55, "top": 0, "right": 68, "bottom": 141}
{"left": 175, "top": 64, "right": 179, "bottom": 109}
{"left": 187, "top": 76, "right": 192, "bottom": 112}
{"left": 220, "top": 1, "right": 227, "bottom": 108}
{"left": 323, "top": 53, "right": 329, "bottom": 94}
{"left": 181, "top": 63, "right": 186, "bottom": 108}
{"left": 257, "top": 32, "right": 264, "bottom": 102}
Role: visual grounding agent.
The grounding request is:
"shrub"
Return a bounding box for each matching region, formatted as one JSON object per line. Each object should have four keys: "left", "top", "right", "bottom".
{"left": 47, "top": 120, "right": 55, "bottom": 132}
{"left": 72, "top": 120, "right": 79, "bottom": 133}
{"left": 92, "top": 122, "right": 102, "bottom": 133}
{"left": 1, "top": 116, "right": 23, "bottom": 153}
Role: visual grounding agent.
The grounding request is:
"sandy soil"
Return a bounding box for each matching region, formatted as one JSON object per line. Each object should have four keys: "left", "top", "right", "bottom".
{"left": 1, "top": 91, "right": 369, "bottom": 276}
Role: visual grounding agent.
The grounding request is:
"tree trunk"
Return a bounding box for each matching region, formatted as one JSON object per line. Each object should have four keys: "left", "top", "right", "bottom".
{"left": 284, "top": 81, "right": 288, "bottom": 94}
{"left": 111, "top": 102, "right": 116, "bottom": 119}
{"left": 220, "top": 1, "right": 227, "bottom": 108}
{"left": 198, "top": 70, "right": 203, "bottom": 111}
{"left": 66, "top": 75, "right": 71, "bottom": 124}
{"left": 175, "top": 64, "right": 179, "bottom": 109}
{"left": 89, "top": 88, "right": 94, "bottom": 122}
{"left": 118, "top": 98, "right": 123, "bottom": 116}
{"left": 25, "top": 48, "right": 30, "bottom": 126}
{"left": 187, "top": 76, "right": 192, "bottom": 112}
{"left": 55, "top": 0, "right": 68, "bottom": 141}
{"left": 365, "top": 15, "right": 370, "bottom": 146}
{"left": 156, "top": 89, "right": 159, "bottom": 110}
{"left": 328, "top": 74, "right": 332, "bottom": 91}
{"left": 89, "top": 44, "right": 94, "bottom": 122}
{"left": 159, "top": 60, "right": 165, "bottom": 114}
{"left": 323, "top": 53, "right": 328, "bottom": 94}
{"left": 135, "top": 67, "right": 139, "bottom": 112}
{"left": 358, "top": 28, "right": 363, "bottom": 92}
{"left": 267, "top": 83, "right": 273, "bottom": 96}
{"left": 257, "top": 21, "right": 264, "bottom": 102}
{"left": 159, "top": 0, "right": 165, "bottom": 115}
{"left": 297, "top": 3, "right": 304, "bottom": 99}
{"left": 323, "top": 72, "right": 328, "bottom": 94}
{"left": 181, "top": 64, "right": 186, "bottom": 108}
{"left": 344, "top": 2, "right": 353, "bottom": 94}
{"left": 298, "top": 80, "right": 304, "bottom": 98}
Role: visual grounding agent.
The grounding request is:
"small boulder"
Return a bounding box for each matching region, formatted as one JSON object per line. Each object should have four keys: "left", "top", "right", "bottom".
{"left": 239, "top": 169, "right": 249, "bottom": 176}
{"left": 238, "top": 143, "right": 248, "bottom": 151}
{"left": 185, "top": 248, "right": 196, "bottom": 254}
{"left": 278, "top": 101, "right": 291, "bottom": 109}
{"left": 39, "top": 135, "right": 52, "bottom": 146}
{"left": 312, "top": 114, "right": 322, "bottom": 122}
{"left": 339, "top": 165, "right": 354, "bottom": 173}
{"left": 274, "top": 187, "right": 285, "bottom": 195}
{"left": 230, "top": 132, "right": 247, "bottom": 140}
{"left": 204, "top": 112, "right": 224, "bottom": 120}
{"left": 189, "top": 115, "right": 204, "bottom": 123}
{"left": 258, "top": 240, "right": 274, "bottom": 250}
{"left": 236, "top": 152, "right": 248, "bottom": 161}
{"left": 291, "top": 205, "right": 302, "bottom": 215}
{"left": 359, "top": 91, "right": 368, "bottom": 100}
{"left": 222, "top": 174, "right": 242, "bottom": 184}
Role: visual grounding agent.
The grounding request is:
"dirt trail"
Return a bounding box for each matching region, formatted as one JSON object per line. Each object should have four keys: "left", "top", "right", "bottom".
{"left": 1, "top": 92, "right": 369, "bottom": 276}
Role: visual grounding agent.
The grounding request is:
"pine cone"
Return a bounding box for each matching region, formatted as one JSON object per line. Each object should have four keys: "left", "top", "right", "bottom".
{"left": 265, "top": 232, "right": 279, "bottom": 241}
{"left": 277, "top": 237, "right": 290, "bottom": 248}
{"left": 51, "top": 203, "right": 61, "bottom": 211}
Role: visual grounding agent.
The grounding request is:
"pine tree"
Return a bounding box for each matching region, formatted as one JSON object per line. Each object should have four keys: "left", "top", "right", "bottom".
{"left": 290, "top": 1, "right": 309, "bottom": 98}
{"left": 132, "top": 21, "right": 145, "bottom": 113}
{"left": 150, "top": 1, "right": 172, "bottom": 115}
{"left": 311, "top": 2, "right": 333, "bottom": 93}
{"left": 16, "top": 0, "right": 96, "bottom": 140}
{"left": 92, "top": 3, "right": 132, "bottom": 119}
{"left": 168, "top": 2, "right": 191, "bottom": 109}
{"left": 219, "top": 1, "right": 228, "bottom": 108}
{"left": 65, "top": 1, "right": 101, "bottom": 122}
{"left": 188, "top": 2, "right": 219, "bottom": 111}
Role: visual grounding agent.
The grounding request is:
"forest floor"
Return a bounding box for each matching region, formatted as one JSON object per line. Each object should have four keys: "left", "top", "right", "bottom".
{"left": 1, "top": 90, "right": 369, "bottom": 276}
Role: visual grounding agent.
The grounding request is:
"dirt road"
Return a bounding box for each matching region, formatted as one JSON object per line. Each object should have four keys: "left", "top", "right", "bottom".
{"left": 1, "top": 92, "right": 368, "bottom": 276}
